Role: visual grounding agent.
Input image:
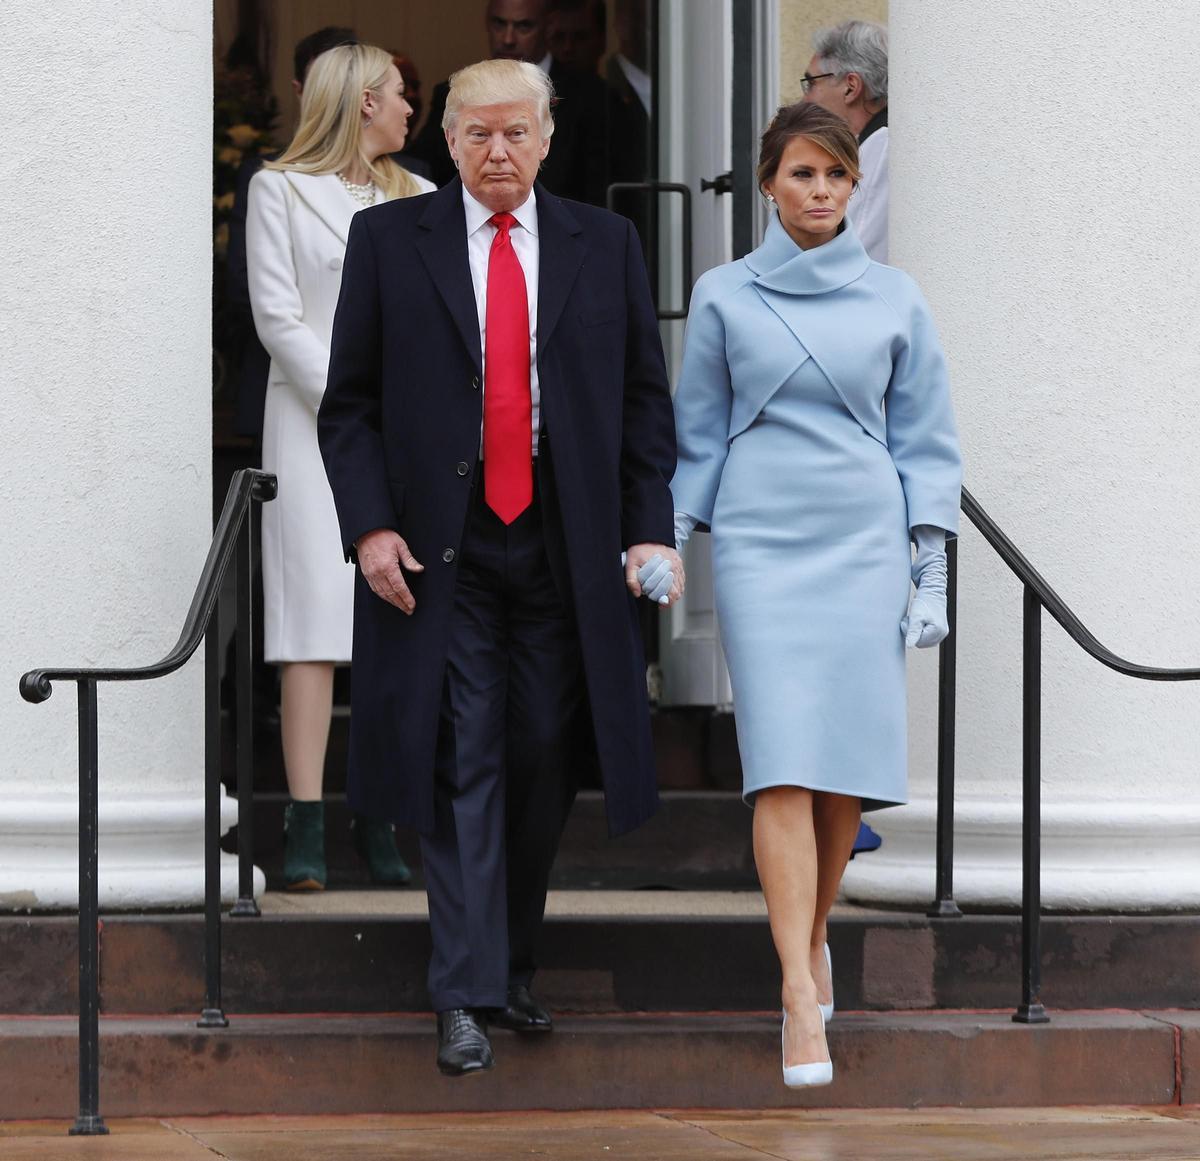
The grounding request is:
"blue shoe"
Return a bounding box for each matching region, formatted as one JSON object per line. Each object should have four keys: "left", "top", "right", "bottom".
{"left": 851, "top": 821, "right": 882, "bottom": 856}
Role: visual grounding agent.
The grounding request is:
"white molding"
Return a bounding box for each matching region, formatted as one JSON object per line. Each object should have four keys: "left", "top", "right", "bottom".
{"left": 0, "top": 789, "right": 263, "bottom": 910}
{"left": 844, "top": 798, "right": 1200, "bottom": 911}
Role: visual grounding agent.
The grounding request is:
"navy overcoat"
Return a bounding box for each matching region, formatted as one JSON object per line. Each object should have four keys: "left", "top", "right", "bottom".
{"left": 318, "top": 180, "right": 676, "bottom": 838}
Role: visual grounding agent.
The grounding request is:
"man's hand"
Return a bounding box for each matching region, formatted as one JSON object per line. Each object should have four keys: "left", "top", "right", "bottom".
{"left": 624, "top": 543, "right": 685, "bottom": 607}
{"left": 355, "top": 528, "right": 424, "bottom": 615}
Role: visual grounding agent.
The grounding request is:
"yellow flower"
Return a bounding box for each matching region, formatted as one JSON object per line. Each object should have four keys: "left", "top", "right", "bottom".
{"left": 214, "top": 191, "right": 236, "bottom": 212}
{"left": 217, "top": 146, "right": 242, "bottom": 166}
{"left": 227, "top": 123, "right": 260, "bottom": 149}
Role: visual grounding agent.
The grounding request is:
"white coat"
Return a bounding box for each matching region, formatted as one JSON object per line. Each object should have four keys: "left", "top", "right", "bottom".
{"left": 246, "top": 168, "right": 436, "bottom": 661}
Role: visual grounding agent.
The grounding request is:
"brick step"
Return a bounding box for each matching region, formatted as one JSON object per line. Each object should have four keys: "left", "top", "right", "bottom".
{"left": 3, "top": 1010, "right": 1190, "bottom": 1119}
{"left": 232, "top": 790, "right": 757, "bottom": 891}
{"left": 7, "top": 901, "right": 1200, "bottom": 1017}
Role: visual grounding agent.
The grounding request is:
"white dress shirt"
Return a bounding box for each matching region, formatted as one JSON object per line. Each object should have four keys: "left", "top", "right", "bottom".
{"left": 463, "top": 185, "right": 541, "bottom": 457}
{"left": 848, "top": 125, "right": 888, "bottom": 264}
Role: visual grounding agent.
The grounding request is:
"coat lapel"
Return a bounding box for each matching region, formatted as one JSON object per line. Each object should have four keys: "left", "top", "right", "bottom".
{"left": 414, "top": 180, "right": 483, "bottom": 374}
{"left": 533, "top": 185, "right": 585, "bottom": 352}
{"left": 283, "top": 172, "right": 358, "bottom": 245}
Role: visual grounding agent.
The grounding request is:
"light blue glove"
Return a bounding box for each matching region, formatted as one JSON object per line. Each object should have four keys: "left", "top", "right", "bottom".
{"left": 619, "top": 551, "right": 673, "bottom": 604}
{"left": 637, "top": 553, "right": 673, "bottom": 604}
{"left": 674, "top": 511, "right": 699, "bottom": 551}
{"left": 900, "top": 525, "right": 950, "bottom": 649}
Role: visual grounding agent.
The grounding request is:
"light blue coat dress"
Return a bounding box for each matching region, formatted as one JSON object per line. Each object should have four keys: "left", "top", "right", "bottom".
{"left": 671, "top": 215, "right": 962, "bottom": 809}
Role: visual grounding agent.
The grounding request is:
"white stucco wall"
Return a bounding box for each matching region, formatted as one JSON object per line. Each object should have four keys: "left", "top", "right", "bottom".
{"left": 0, "top": 1, "right": 239, "bottom": 907}
{"left": 845, "top": 1, "right": 1200, "bottom": 908}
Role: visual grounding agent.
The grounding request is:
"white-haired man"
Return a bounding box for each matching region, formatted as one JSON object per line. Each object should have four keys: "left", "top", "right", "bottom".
{"left": 802, "top": 20, "right": 889, "bottom": 262}
{"left": 319, "top": 59, "right": 681, "bottom": 1076}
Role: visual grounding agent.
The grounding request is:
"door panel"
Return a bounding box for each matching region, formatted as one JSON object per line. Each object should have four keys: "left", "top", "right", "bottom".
{"left": 656, "top": 0, "right": 734, "bottom": 707}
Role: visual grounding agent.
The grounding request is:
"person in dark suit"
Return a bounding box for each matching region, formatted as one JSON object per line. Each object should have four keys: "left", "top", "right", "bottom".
{"left": 318, "top": 58, "right": 682, "bottom": 1076}
{"left": 407, "top": 0, "right": 610, "bottom": 205}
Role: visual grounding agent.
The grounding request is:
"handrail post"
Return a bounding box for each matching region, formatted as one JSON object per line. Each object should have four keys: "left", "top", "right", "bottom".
{"left": 69, "top": 679, "right": 108, "bottom": 1136}
{"left": 1014, "top": 586, "right": 1050, "bottom": 1024}
{"left": 231, "top": 508, "right": 260, "bottom": 918}
{"left": 928, "top": 536, "right": 962, "bottom": 919}
{"left": 198, "top": 608, "right": 229, "bottom": 1028}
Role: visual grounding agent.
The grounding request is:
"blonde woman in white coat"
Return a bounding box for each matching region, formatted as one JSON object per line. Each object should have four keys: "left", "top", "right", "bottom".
{"left": 247, "top": 43, "right": 435, "bottom": 889}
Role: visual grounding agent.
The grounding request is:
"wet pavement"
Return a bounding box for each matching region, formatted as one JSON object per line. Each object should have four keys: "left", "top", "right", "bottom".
{"left": 2, "top": 1107, "right": 1199, "bottom": 1160}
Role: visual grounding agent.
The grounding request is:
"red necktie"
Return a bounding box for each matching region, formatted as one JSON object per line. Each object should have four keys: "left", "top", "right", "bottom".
{"left": 483, "top": 212, "right": 532, "bottom": 524}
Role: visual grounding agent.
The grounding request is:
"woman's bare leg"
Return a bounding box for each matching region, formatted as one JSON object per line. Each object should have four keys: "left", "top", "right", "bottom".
{"left": 753, "top": 786, "right": 829, "bottom": 1067}
{"left": 279, "top": 661, "right": 334, "bottom": 801}
{"left": 809, "top": 791, "right": 862, "bottom": 1007}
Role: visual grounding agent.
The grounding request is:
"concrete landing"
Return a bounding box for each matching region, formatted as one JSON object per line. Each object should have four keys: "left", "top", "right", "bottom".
{"left": 3, "top": 1108, "right": 1200, "bottom": 1160}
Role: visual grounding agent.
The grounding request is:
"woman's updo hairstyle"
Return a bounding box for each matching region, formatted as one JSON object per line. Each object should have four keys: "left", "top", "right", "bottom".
{"left": 756, "top": 102, "right": 862, "bottom": 195}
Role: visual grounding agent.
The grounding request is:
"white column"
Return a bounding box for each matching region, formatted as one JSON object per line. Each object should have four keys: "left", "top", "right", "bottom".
{"left": 844, "top": 1, "right": 1200, "bottom": 909}
{"left": 0, "top": 1, "right": 259, "bottom": 908}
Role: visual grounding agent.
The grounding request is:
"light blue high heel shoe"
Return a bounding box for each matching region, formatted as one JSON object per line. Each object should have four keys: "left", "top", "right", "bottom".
{"left": 781, "top": 1007, "right": 833, "bottom": 1088}
{"left": 818, "top": 943, "right": 834, "bottom": 1026}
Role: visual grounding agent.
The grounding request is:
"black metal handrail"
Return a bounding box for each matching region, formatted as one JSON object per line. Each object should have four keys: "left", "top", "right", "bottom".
{"left": 19, "top": 471, "right": 276, "bottom": 701}
{"left": 928, "top": 484, "right": 1200, "bottom": 1025}
{"left": 18, "top": 467, "right": 276, "bottom": 1136}
{"left": 960, "top": 489, "right": 1200, "bottom": 682}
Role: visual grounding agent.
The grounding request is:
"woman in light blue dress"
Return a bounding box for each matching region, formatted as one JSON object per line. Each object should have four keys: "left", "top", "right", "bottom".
{"left": 671, "top": 104, "right": 961, "bottom": 1087}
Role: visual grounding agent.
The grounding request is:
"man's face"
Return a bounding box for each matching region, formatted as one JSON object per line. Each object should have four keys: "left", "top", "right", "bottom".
{"left": 447, "top": 101, "right": 551, "bottom": 213}
{"left": 486, "top": 0, "right": 548, "bottom": 62}
{"left": 548, "top": 5, "right": 605, "bottom": 74}
{"left": 801, "top": 53, "right": 843, "bottom": 114}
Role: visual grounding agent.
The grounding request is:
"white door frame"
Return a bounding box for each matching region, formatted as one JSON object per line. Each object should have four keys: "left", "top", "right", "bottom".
{"left": 657, "top": 0, "right": 779, "bottom": 708}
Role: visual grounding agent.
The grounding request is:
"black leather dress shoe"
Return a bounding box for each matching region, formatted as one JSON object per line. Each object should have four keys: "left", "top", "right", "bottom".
{"left": 436, "top": 1009, "right": 494, "bottom": 1076}
{"left": 490, "top": 984, "right": 553, "bottom": 1033}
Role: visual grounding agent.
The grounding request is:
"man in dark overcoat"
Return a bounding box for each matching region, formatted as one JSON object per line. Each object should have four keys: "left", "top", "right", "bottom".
{"left": 318, "top": 57, "right": 682, "bottom": 1076}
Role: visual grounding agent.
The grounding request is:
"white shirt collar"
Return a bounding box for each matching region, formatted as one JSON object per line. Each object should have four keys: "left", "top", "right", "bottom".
{"left": 536, "top": 52, "right": 553, "bottom": 74}
{"left": 462, "top": 184, "right": 539, "bottom": 237}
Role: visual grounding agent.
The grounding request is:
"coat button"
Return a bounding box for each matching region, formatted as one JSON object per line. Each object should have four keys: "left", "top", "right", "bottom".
{"left": 328, "top": 257, "right": 342, "bottom": 271}
{"left": 456, "top": 462, "right": 469, "bottom": 476}
{"left": 471, "top": 375, "right": 480, "bottom": 389}
{"left": 442, "top": 548, "right": 456, "bottom": 563}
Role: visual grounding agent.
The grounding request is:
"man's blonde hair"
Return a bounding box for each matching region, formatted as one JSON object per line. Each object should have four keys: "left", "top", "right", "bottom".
{"left": 266, "top": 43, "right": 422, "bottom": 200}
{"left": 443, "top": 59, "right": 555, "bottom": 138}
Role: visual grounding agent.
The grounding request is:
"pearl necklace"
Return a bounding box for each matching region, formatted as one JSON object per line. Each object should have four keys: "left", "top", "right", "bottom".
{"left": 337, "top": 172, "right": 377, "bottom": 208}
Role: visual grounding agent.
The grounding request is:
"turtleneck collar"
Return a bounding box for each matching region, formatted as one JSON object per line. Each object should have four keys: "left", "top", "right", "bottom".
{"left": 745, "top": 211, "right": 871, "bottom": 296}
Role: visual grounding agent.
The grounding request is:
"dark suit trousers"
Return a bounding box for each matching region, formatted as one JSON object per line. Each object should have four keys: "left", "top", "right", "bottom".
{"left": 420, "top": 470, "right": 585, "bottom": 1011}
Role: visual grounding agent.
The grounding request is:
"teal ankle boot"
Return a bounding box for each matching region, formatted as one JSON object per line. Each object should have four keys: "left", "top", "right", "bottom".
{"left": 283, "top": 799, "right": 326, "bottom": 890}
{"left": 353, "top": 814, "right": 412, "bottom": 886}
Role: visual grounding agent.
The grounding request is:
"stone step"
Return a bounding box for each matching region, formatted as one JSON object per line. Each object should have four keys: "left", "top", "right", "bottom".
{"left": 233, "top": 790, "right": 757, "bottom": 891}
{"left": 2, "top": 1010, "right": 1190, "bottom": 1119}
{"left": 6, "top": 896, "right": 1199, "bottom": 1017}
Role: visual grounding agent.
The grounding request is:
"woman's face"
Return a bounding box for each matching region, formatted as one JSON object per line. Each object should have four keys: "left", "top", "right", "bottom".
{"left": 761, "top": 135, "right": 853, "bottom": 251}
{"left": 363, "top": 65, "right": 413, "bottom": 158}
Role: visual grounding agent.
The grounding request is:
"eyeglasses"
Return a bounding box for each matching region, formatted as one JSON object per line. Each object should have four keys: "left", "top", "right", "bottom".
{"left": 800, "top": 72, "right": 835, "bottom": 93}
